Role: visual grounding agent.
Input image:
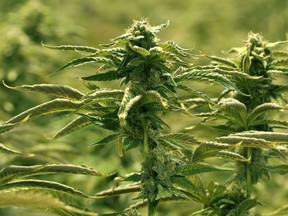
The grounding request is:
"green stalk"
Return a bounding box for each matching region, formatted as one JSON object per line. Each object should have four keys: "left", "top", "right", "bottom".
{"left": 246, "top": 147, "right": 252, "bottom": 198}
{"left": 148, "top": 200, "right": 159, "bottom": 216}
{"left": 141, "top": 115, "right": 149, "bottom": 154}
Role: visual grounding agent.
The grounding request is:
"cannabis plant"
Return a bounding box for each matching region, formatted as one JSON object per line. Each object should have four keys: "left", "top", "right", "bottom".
{"left": 0, "top": 19, "right": 243, "bottom": 215}
{"left": 188, "top": 32, "right": 288, "bottom": 215}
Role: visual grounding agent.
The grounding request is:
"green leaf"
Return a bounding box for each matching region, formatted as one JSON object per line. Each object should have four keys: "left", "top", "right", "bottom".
{"left": 267, "top": 165, "right": 288, "bottom": 175}
{"left": 159, "top": 41, "right": 190, "bottom": 57}
{"left": 0, "top": 115, "right": 29, "bottom": 134}
{"left": 95, "top": 184, "right": 141, "bottom": 198}
{"left": 233, "top": 131, "right": 288, "bottom": 142}
{"left": 129, "top": 43, "right": 150, "bottom": 56}
{"left": 178, "top": 163, "right": 232, "bottom": 176}
{"left": 81, "top": 70, "right": 121, "bottom": 81}
{"left": 0, "top": 164, "right": 112, "bottom": 184}
{"left": 0, "top": 190, "right": 98, "bottom": 216}
{"left": 248, "top": 103, "right": 282, "bottom": 125}
{"left": 53, "top": 116, "right": 93, "bottom": 139}
{"left": 192, "top": 142, "right": 231, "bottom": 162}
{"left": 55, "top": 57, "right": 116, "bottom": 73}
{"left": 161, "top": 133, "right": 199, "bottom": 146}
{"left": 171, "top": 176, "right": 207, "bottom": 203}
{"left": 217, "top": 150, "right": 249, "bottom": 162}
{"left": 271, "top": 58, "right": 288, "bottom": 66}
{"left": 4, "top": 82, "right": 84, "bottom": 100}
{"left": 3, "top": 99, "right": 82, "bottom": 125}
{"left": 0, "top": 143, "right": 30, "bottom": 156}
{"left": 94, "top": 134, "right": 119, "bottom": 145}
{"left": 144, "top": 90, "right": 168, "bottom": 108}
{"left": 42, "top": 43, "right": 99, "bottom": 53}
{"left": 218, "top": 98, "right": 248, "bottom": 127}
{"left": 175, "top": 70, "right": 246, "bottom": 96}
{"left": 216, "top": 135, "right": 275, "bottom": 149}
{"left": 151, "top": 20, "right": 170, "bottom": 33}
{"left": 205, "top": 55, "right": 238, "bottom": 68}
{"left": 236, "top": 198, "right": 258, "bottom": 215}
{"left": 0, "top": 179, "right": 91, "bottom": 198}
{"left": 250, "top": 119, "right": 288, "bottom": 128}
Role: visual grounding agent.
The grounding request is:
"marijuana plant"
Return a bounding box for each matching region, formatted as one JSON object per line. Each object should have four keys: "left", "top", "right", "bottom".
{"left": 188, "top": 32, "right": 288, "bottom": 215}
{"left": 0, "top": 19, "right": 242, "bottom": 215}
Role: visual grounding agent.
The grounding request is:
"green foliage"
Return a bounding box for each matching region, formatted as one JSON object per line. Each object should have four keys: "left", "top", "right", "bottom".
{"left": 1, "top": 15, "right": 288, "bottom": 216}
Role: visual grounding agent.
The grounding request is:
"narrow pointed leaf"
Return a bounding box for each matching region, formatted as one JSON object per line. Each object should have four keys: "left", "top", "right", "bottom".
{"left": 0, "top": 115, "right": 29, "bottom": 134}
{"left": 171, "top": 176, "right": 207, "bottom": 203}
{"left": 4, "top": 83, "right": 84, "bottom": 100}
{"left": 234, "top": 131, "right": 288, "bottom": 142}
{"left": 53, "top": 116, "right": 93, "bottom": 139}
{"left": 178, "top": 163, "right": 232, "bottom": 176}
{"left": 205, "top": 55, "right": 238, "bottom": 68}
{"left": 118, "top": 95, "right": 142, "bottom": 127}
{"left": 0, "top": 180, "right": 90, "bottom": 198}
{"left": 217, "top": 150, "right": 249, "bottom": 161}
{"left": 94, "top": 134, "right": 119, "bottom": 145}
{"left": 248, "top": 103, "right": 282, "bottom": 125}
{"left": 42, "top": 43, "right": 99, "bottom": 53}
{"left": 0, "top": 190, "right": 98, "bottom": 216}
{"left": 81, "top": 70, "right": 121, "bottom": 81}
{"left": 161, "top": 133, "right": 199, "bottom": 145}
{"left": 129, "top": 43, "right": 150, "bottom": 56}
{"left": 216, "top": 135, "right": 275, "bottom": 148}
{"left": 55, "top": 57, "right": 116, "bottom": 73}
{"left": 0, "top": 143, "right": 27, "bottom": 156}
{"left": 95, "top": 184, "right": 141, "bottom": 198}
{"left": 144, "top": 90, "right": 168, "bottom": 108}
{"left": 0, "top": 164, "right": 113, "bottom": 183}
{"left": 3, "top": 99, "right": 82, "bottom": 125}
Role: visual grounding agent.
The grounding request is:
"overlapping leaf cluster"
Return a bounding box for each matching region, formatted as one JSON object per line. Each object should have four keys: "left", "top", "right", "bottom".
{"left": 187, "top": 32, "right": 288, "bottom": 215}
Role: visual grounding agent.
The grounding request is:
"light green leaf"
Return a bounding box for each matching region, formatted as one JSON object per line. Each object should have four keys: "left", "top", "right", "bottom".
{"left": 94, "top": 134, "right": 119, "bottom": 145}
{"left": 178, "top": 163, "right": 232, "bottom": 176}
{"left": 171, "top": 176, "right": 207, "bottom": 203}
{"left": 205, "top": 55, "right": 238, "bottom": 68}
{"left": 42, "top": 43, "right": 99, "bottom": 53}
{"left": 0, "top": 190, "right": 98, "bottom": 216}
{"left": 216, "top": 135, "right": 275, "bottom": 149}
{"left": 81, "top": 70, "right": 121, "bottom": 81}
{"left": 217, "top": 150, "right": 249, "bottom": 162}
{"left": 129, "top": 43, "right": 150, "bottom": 56}
{"left": 248, "top": 103, "right": 282, "bottom": 125}
{"left": 267, "top": 165, "right": 288, "bottom": 175}
{"left": 237, "top": 198, "right": 258, "bottom": 215}
{"left": 118, "top": 89, "right": 142, "bottom": 127}
{"left": 233, "top": 131, "right": 288, "bottom": 142}
{"left": 0, "top": 164, "right": 112, "bottom": 184}
{"left": 95, "top": 184, "right": 141, "bottom": 198}
{"left": 4, "top": 82, "right": 84, "bottom": 100}
{"left": 192, "top": 142, "right": 231, "bottom": 162}
{"left": 55, "top": 57, "right": 116, "bottom": 73}
{"left": 3, "top": 99, "right": 82, "bottom": 125}
{"left": 218, "top": 98, "right": 247, "bottom": 127}
{"left": 0, "top": 115, "right": 29, "bottom": 134}
{"left": 0, "top": 143, "right": 31, "bottom": 156}
{"left": 0, "top": 179, "right": 90, "bottom": 198}
{"left": 53, "top": 116, "right": 93, "bottom": 139}
{"left": 161, "top": 133, "right": 199, "bottom": 146}
{"left": 144, "top": 90, "right": 168, "bottom": 108}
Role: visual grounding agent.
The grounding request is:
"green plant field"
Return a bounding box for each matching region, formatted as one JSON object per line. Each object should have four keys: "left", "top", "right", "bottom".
{"left": 0, "top": 1, "right": 287, "bottom": 215}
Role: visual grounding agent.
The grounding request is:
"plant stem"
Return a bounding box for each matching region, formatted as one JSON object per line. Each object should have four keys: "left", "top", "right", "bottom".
{"left": 246, "top": 147, "right": 252, "bottom": 198}
{"left": 141, "top": 115, "right": 149, "bottom": 154}
{"left": 148, "top": 200, "right": 159, "bottom": 216}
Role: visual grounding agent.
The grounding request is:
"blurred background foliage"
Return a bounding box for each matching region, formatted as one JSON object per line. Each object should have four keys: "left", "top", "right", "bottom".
{"left": 0, "top": 0, "right": 287, "bottom": 215}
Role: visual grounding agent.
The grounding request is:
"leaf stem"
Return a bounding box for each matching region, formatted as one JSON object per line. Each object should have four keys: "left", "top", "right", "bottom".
{"left": 246, "top": 147, "right": 252, "bottom": 198}
{"left": 141, "top": 115, "right": 149, "bottom": 154}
